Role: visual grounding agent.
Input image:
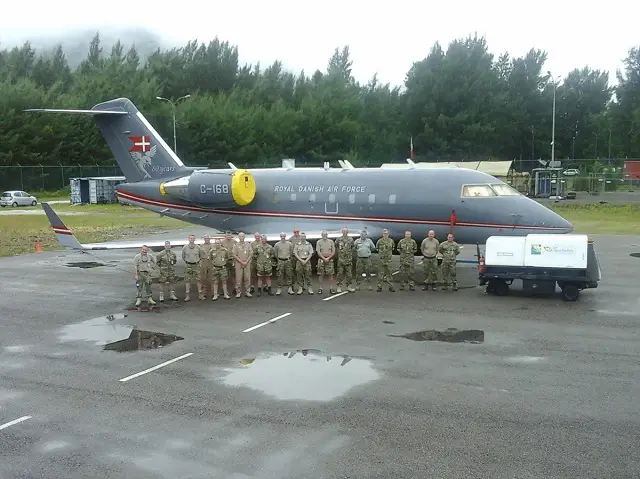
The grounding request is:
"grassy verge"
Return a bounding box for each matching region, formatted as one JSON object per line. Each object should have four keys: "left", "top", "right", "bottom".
{"left": 0, "top": 204, "right": 183, "bottom": 257}
{"left": 548, "top": 204, "right": 640, "bottom": 235}
{"left": 1, "top": 202, "right": 639, "bottom": 258}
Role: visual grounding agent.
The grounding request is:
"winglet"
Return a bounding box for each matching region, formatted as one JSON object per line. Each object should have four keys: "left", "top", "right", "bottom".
{"left": 41, "top": 203, "right": 84, "bottom": 250}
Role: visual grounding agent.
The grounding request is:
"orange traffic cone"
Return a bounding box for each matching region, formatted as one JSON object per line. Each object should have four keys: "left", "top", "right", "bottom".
{"left": 35, "top": 239, "right": 42, "bottom": 253}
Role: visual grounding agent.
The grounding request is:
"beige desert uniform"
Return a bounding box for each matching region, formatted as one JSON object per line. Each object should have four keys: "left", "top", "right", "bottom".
{"left": 233, "top": 241, "right": 253, "bottom": 297}
{"left": 182, "top": 243, "right": 203, "bottom": 301}
{"left": 294, "top": 240, "right": 314, "bottom": 295}
{"left": 316, "top": 237, "right": 335, "bottom": 293}
{"left": 420, "top": 237, "right": 440, "bottom": 290}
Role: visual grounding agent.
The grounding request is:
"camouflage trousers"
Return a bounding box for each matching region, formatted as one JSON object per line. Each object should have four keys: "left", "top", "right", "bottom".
{"left": 376, "top": 259, "right": 393, "bottom": 287}
{"left": 211, "top": 265, "right": 228, "bottom": 282}
{"left": 336, "top": 261, "right": 353, "bottom": 286}
{"left": 158, "top": 266, "right": 176, "bottom": 284}
{"left": 422, "top": 256, "right": 439, "bottom": 285}
{"left": 251, "top": 258, "right": 258, "bottom": 283}
{"left": 398, "top": 257, "right": 414, "bottom": 288}
{"left": 136, "top": 271, "right": 153, "bottom": 299}
{"left": 277, "top": 259, "right": 293, "bottom": 286}
{"left": 296, "top": 260, "right": 312, "bottom": 288}
{"left": 184, "top": 262, "right": 201, "bottom": 283}
{"left": 355, "top": 257, "right": 373, "bottom": 283}
{"left": 256, "top": 259, "right": 273, "bottom": 277}
{"left": 441, "top": 259, "right": 457, "bottom": 286}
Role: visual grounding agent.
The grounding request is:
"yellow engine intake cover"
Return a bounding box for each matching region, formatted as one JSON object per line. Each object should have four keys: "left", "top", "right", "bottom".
{"left": 231, "top": 169, "right": 256, "bottom": 206}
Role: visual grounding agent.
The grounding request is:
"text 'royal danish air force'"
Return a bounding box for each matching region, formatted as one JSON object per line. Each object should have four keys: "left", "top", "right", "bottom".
{"left": 274, "top": 185, "right": 367, "bottom": 193}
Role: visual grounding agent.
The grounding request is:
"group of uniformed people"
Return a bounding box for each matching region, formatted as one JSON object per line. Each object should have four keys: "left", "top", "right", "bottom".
{"left": 132, "top": 227, "right": 461, "bottom": 306}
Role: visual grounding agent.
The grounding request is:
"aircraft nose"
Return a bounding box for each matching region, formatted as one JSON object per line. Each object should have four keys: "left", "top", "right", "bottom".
{"left": 518, "top": 197, "right": 573, "bottom": 233}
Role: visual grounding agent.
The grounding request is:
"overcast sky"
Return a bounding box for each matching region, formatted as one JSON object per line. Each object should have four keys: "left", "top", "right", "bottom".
{"left": 1, "top": 0, "right": 638, "bottom": 87}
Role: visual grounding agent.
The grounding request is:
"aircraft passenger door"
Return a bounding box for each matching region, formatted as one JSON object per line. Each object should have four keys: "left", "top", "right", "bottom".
{"left": 325, "top": 193, "right": 338, "bottom": 214}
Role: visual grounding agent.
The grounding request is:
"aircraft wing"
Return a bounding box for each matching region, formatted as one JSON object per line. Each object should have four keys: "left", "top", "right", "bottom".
{"left": 42, "top": 203, "right": 362, "bottom": 251}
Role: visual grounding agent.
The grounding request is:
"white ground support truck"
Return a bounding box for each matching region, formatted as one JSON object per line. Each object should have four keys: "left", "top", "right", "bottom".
{"left": 477, "top": 234, "right": 601, "bottom": 301}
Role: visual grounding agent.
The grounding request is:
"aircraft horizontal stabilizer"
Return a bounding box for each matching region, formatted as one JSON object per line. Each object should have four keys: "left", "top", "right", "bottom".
{"left": 23, "top": 108, "right": 128, "bottom": 115}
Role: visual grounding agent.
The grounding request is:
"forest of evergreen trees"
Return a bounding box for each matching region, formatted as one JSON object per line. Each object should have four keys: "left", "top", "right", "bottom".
{"left": 1, "top": 33, "right": 639, "bottom": 170}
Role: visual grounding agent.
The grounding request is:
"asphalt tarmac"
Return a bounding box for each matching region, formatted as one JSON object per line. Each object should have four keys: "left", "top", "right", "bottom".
{"left": 1, "top": 234, "right": 639, "bottom": 479}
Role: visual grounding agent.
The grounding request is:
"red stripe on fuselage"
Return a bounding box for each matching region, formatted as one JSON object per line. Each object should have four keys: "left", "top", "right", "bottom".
{"left": 116, "top": 190, "right": 563, "bottom": 231}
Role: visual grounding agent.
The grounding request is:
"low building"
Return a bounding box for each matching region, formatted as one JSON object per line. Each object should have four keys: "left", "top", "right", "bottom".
{"left": 70, "top": 176, "right": 126, "bottom": 205}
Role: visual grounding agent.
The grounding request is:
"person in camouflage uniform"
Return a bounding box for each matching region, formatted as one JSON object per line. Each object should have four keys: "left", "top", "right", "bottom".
{"left": 293, "top": 232, "right": 314, "bottom": 294}
{"left": 155, "top": 240, "right": 178, "bottom": 302}
{"left": 335, "top": 227, "right": 355, "bottom": 293}
{"left": 220, "top": 231, "right": 237, "bottom": 295}
{"left": 200, "top": 234, "right": 214, "bottom": 299}
{"left": 397, "top": 230, "right": 417, "bottom": 290}
{"left": 273, "top": 232, "right": 294, "bottom": 295}
{"left": 182, "top": 234, "right": 204, "bottom": 301}
{"left": 420, "top": 229, "right": 440, "bottom": 291}
{"left": 288, "top": 228, "right": 303, "bottom": 291}
{"left": 375, "top": 229, "right": 395, "bottom": 292}
{"left": 249, "top": 231, "right": 262, "bottom": 293}
{"left": 210, "top": 238, "right": 231, "bottom": 300}
{"left": 134, "top": 245, "right": 156, "bottom": 307}
{"left": 439, "top": 233, "right": 461, "bottom": 290}
{"left": 254, "top": 235, "right": 275, "bottom": 296}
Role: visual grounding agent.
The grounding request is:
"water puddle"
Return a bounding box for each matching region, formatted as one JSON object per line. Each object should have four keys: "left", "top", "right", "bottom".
{"left": 104, "top": 330, "right": 183, "bottom": 352}
{"left": 219, "top": 349, "right": 380, "bottom": 401}
{"left": 59, "top": 313, "right": 182, "bottom": 351}
{"left": 65, "top": 261, "right": 107, "bottom": 268}
{"left": 389, "top": 328, "right": 484, "bottom": 343}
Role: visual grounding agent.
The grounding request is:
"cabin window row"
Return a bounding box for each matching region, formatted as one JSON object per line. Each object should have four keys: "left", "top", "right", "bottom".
{"left": 461, "top": 183, "right": 520, "bottom": 198}
{"left": 272, "top": 193, "right": 397, "bottom": 204}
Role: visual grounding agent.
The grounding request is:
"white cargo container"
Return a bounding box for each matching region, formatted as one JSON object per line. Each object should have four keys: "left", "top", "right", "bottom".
{"left": 484, "top": 236, "right": 526, "bottom": 267}
{"left": 70, "top": 176, "right": 126, "bottom": 205}
{"left": 524, "top": 234, "right": 588, "bottom": 269}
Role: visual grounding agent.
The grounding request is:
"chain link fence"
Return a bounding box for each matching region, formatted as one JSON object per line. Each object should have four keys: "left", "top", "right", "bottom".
{"left": 0, "top": 158, "right": 637, "bottom": 195}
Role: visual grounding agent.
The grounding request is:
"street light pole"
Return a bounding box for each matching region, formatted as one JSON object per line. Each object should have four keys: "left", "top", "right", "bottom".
{"left": 547, "top": 71, "right": 557, "bottom": 166}
{"left": 156, "top": 94, "right": 191, "bottom": 153}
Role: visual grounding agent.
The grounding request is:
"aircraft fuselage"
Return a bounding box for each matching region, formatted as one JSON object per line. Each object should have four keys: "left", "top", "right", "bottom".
{"left": 115, "top": 166, "right": 573, "bottom": 244}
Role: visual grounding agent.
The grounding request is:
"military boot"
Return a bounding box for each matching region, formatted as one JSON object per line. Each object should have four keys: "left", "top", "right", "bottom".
{"left": 267, "top": 286, "right": 274, "bottom": 296}
{"left": 336, "top": 286, "right": 342, "bottom": 293}
{"left": 421, "top": 284, "right": 429, "bottom": 291}
{"left": 135, "top": 297, "right": 141, "bottom": 307}
{"left": 307, "top": 286, "right": 314, "bottom": 295}
{"left": 355, "top": 284, "right": 360, "bottom": 291}
{"left": 453, "top": 283, "right": 458, "bottom": 291}
{"left": 184, "top": 284, "right": 191, "bottom": 302}
{"left": 376, "top": 286, "right": 382, "bottom": 292}
{"left": 170, "top": 291, "right": 178, "bottom": 300}
{"left": 287, "top": 286, "right": 294, "bottom": 295}
{"left": 245, "top": 291, "right": 252, "bottom": 298}
{"left": 159, "top": 291, "right": 165, "bottom": 302}
{"left": 212, "top": 283, "right": 219, "bottom": 301}
{"left": 409, "top": 284, "right": 415, "bottom": 291}
{"left": 198, "top": 289, "right": 205, "bottom": 301}
{"left": 147, "top": 297, "right": 156, "bottom": 306}
{"left": 389, "top": 286, "right": 396, "bottom": 292}
{"left": 347, "top": 285, "right": 355, "bottom": 292}
{"left": 222, "top": 284, "right": 230, "bottom": 300}
{"left": 297, "top": 286, "right": 303, "bottom": 295}
{"left": 276, "top": 287, "right": 281, "bottom": 296}
{"left": 257, "top": 286, "right": 262, "bottom": 297}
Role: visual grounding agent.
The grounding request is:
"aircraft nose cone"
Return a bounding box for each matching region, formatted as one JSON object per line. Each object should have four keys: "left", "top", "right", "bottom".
{"left": 520, "top": 197, "right": 573, "bottom": 233}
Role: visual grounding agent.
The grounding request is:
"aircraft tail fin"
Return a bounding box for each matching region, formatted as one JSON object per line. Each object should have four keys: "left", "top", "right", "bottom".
{"left": 25, "top": 98, "right": 190, "bottom": 183}
{"left": 42, "top": 203, "right": 85, "bottom": 250}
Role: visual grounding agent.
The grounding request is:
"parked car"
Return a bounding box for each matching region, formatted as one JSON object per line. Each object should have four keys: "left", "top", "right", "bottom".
{"left": 0, "top": 190, "right": 38, "bottom": 207}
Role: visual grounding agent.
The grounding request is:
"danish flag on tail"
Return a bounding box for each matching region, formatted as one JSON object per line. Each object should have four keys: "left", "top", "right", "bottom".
{"left": 129, "top": 136, "right": 151, "bottom": 153}
{"left": 410, "top": 136, "right": 415, "bottom": 159}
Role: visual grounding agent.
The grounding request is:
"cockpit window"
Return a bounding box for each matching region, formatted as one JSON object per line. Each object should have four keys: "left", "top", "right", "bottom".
{"left": 490, "top": 183, "right": 521, "bottom": 196}
{"left": 461, "top": 184, "right": 497, "bottom": 197}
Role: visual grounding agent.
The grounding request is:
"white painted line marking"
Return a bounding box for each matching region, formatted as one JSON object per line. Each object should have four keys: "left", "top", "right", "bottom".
{"left": 119, "top": 353, "right": 194, "bottom": 382}
{"left": 243, "top": 313, "right": 291, "bottom": 333}
{"left": 323, "top": 291, "right": 349, "bottom": 301}
{"left": 0, "top": 415, "right": 32, "bottom": 431}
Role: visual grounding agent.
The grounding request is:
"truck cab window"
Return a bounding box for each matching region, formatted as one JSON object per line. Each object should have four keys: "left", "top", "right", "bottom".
{"left": 461, "top": 184, "right": 497, "bottom": 197}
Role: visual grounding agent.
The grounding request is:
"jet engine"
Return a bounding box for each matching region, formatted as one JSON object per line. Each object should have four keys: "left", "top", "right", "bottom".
{"left": 159, "top": 169, "right": 256, "bottom": 207}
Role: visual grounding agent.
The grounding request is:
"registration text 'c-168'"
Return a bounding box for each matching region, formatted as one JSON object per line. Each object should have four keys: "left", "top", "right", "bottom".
{"left": 159, "top": 169, "right": 257, "bottom": 207}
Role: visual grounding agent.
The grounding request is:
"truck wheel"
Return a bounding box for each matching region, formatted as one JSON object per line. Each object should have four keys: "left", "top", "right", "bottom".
{"left": 561, "top": 284, "right": 580, "bottom": 301}
{"left": 493, "top": 280, "right": 509, "bottom": 296}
